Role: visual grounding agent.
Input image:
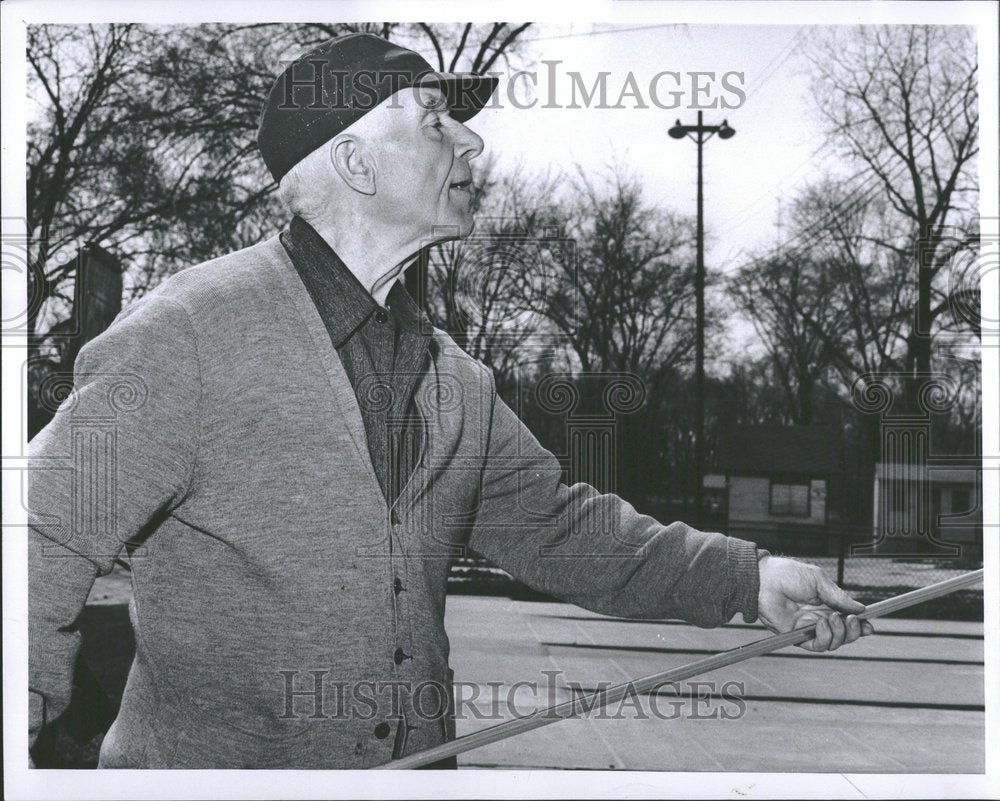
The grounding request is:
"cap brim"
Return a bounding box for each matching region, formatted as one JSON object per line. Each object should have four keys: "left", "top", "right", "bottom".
{"left": 414, "top": 72, "right": 499, "bottom": 122}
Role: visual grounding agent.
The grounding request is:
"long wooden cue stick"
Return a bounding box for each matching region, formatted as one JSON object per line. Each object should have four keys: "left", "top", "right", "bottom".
{"left": 382, "top": 568, "right": 984, "bottom": 769}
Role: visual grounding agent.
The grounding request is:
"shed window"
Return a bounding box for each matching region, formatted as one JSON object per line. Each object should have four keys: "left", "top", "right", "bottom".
{"left": 769, "top": 481, "right": 810, "bottom": 517}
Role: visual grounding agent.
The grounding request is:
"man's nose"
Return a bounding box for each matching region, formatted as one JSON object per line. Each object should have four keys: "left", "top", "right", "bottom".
{"left": 453, "top": 121, "right": 485, "bottom": 161}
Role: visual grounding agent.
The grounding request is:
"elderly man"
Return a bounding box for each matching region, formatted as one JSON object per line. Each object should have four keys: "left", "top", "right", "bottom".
{"left": 28, "top": 34, "right": 871, "bottom": 770}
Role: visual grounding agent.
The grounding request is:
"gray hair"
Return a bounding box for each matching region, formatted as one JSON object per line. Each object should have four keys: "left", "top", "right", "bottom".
{"left": 276, "top": 143, "right": 337, "bottom": 223}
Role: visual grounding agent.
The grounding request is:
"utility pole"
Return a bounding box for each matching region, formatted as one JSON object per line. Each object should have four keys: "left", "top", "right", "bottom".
{"left": 668, "top": 112, "right": 735, "bottom": 527}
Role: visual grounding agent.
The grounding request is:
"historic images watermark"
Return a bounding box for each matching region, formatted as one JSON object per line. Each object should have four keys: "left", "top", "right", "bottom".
{"left": 499, "top": 62, "right": 746, "bottom": 111}
{"left": 277, "top": 60, "right": 747, "bottom": 114}
{"left": 278, "top": 669, "right": 747, "bottom": 723}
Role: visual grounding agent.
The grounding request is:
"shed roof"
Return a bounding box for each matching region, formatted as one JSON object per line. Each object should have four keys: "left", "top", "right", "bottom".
{"left": 717, "top": 425, "right": 840, "bottom": 475}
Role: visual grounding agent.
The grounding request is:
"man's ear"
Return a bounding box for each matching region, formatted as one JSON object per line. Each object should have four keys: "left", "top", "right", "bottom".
{"left": 329, "top": 135, "right": 377, "bottom": 196}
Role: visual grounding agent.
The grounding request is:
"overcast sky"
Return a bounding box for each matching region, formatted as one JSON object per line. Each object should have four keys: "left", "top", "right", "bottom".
{"left": 460, "top": 23, "right": 854, "bottom": 360}
{"left": 469, "top": 23, "right": 845, "bottom": 272}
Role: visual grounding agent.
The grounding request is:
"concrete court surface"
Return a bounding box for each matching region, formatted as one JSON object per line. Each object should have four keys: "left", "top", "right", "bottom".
{"left": 82, "top": 571, "right": 985, "bottom": 773}
{"left": 442, "top": 596, "right": 986, "bottom": 772}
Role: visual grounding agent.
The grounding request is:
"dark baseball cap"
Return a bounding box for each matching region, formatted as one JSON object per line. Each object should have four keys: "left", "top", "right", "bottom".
{"left": 257, "top": 33, "right": 499, "bottom": 181}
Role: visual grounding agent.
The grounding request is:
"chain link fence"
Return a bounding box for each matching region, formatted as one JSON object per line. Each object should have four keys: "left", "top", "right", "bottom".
{"left": 448, "top": 522, "right": 985, "bottom": 621}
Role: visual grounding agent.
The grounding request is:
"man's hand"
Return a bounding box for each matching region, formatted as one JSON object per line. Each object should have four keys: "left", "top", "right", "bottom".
{"left": 757, "top": 555, "right": 875, "bottom": 652}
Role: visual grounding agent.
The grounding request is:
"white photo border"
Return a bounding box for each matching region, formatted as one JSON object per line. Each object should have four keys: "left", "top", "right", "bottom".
{"left": 3, "top": 1, "right": 997, "bottom": 799}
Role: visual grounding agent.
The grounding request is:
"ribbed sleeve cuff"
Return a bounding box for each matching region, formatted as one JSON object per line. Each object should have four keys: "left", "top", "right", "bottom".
{"left": 726, "top": 538, "right": 769, "bottom": 623}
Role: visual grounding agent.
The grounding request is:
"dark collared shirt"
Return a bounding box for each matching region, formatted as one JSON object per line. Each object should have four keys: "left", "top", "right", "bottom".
{"left": 280, "top": 216, "right": 432, "bottom": 508}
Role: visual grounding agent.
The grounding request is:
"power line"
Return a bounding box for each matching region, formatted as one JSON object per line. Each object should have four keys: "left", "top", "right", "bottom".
{"left": 726, "top": 84, "right": 977, "bottom": 276}
{"left": 713, "top": 30, "right": 973, "bottom": 247}
{"left": 743, "top": 27, "right": 806, "bottom": 103}
{"left": 714, "top": 141, "right": 833, "bottom": 231}
{"left": 651, "top": 26, "right": 811, "bottom": 234}
{"left": 520, "top": 23, "right": 682, "bottom": 43}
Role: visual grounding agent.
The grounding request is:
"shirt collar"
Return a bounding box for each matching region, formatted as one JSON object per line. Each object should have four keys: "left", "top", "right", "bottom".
{"left": 385, "top": 272, "right": 431, "bottom": 335}
{"left": 280, "top": 215, "right": 432, "bottom": 347}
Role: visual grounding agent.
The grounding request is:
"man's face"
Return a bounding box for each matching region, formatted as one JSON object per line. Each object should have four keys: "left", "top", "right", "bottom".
{"left": 371, "top": 86, "right": 485, "bottom": 242}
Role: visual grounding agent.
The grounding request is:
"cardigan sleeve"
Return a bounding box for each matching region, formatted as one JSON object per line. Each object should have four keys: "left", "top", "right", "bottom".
{"left": 466, "top": 379, "right": 761, "bottom": 626}
{"left": 27, "top": 293, "right": 201, "bottom": 749}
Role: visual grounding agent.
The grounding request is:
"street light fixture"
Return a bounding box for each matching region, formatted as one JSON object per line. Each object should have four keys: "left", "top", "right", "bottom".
{"left": 668, "top": 111, "right": 736, "bottom": 527}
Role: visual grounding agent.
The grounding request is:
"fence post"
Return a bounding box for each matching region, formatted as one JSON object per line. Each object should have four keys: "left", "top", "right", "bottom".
{"left": 837, "top": 522, "right": 846, "bottom": 587}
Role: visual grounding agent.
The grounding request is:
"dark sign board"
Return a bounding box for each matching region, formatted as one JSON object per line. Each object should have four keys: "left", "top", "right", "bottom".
{"left": 67, "top": 244, "right": 122, "bottom": 363}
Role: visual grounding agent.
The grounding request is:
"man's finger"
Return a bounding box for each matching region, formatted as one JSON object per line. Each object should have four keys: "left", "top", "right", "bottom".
{"left": 815, "top": 576, "right": 866, "bottom": 614}
{"left": 806, "top": 615, "right": 833, "bottom": 651}
{"left": 861, "top": 620, "right": 875, "bottom": 637}
{"left": 828, "top": 613, "right": 847, "bottom": 650}
{"left": 844, "top": 614, "right": 862, "bottom": 643}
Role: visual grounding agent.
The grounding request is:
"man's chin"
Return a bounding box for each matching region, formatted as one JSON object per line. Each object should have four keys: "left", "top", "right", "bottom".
{"left": 458, "top": 216, "right": 477, "bottom": 239}
{"left": 428, "top": 215, "right": 476, "bottom": 243}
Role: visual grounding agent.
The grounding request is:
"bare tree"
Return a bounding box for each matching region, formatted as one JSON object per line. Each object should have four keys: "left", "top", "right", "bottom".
{"left": 26, "top": 21, "right": 535, "bottom": 438}
{"left": 808, "top": 25, "right": 979, "bottom": 408}
{"left": 394, "top": 23, "right": 533, "bottom": 74}
{"left": 532, "top": 165, "right": 703, "bottom": 380}
{"left": 28, "top": 23, "right": 140, "bottom": 336}
{"left": 714, "top": 358, "right": 795, "bottom": 428}
{"left": 26, "top": 21, "right": 534, "bottom": 337}
{"left": 730, "top": 251, "right": 840, "bottom": 424}
{"left": 422, "top": 163, "right": 566, "bottom": 391}
{"left": 733, "top": 179, "right": 915, "bottom": 420}
{"left": 526, "top": 166, "right": 708, "bottom": 508}
{"left": 26, "top": 23, "right": 283, "bottom": 338}
{"left": 796, "top": 181, "right": 915, "bottom": 383}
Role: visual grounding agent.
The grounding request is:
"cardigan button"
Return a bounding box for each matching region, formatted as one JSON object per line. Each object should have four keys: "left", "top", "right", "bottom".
{"left": 390, "top": 508, "right": 401, "bottom": 525}
{"left": 394, "top": 577, "right": 404, "bottom": 595}
{"left": 374, "top": 722, "right": 391, "bottom": 739}
{"left": 374, "top": 309, "right": 389, "bottom": 324}
{"left": 394, "top": 647, "right": 412, "bottom": 665}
